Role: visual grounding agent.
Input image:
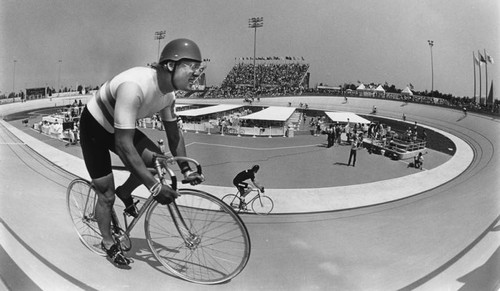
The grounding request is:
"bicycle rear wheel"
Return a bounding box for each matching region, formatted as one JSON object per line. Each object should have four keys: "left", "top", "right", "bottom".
{"left": 251, "top": 195, "right": 274, "bottom": 215}
{"left": 221, "top": 194, "right": 242, "bottom": 211}
{"left": 145, "top": 189, "right": 251, "bottom": 284}
{"left": 66, "top": 179, "right": 105, "bottom": 256}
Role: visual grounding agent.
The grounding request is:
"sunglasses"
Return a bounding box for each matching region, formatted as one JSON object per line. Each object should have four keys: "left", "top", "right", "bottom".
{"left": 181, "top": 62, "right": 207, "bottom": 74}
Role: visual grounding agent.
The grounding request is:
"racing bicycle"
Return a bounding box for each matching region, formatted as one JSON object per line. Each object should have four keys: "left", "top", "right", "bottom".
{"left": 66, "top": 153, "right": 251, "bottom": 284}
{"left": 222, "top": 189, "right": 274, "bottom": 215}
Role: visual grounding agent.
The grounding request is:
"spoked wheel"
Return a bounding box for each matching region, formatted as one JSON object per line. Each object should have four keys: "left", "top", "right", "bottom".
{"left": 145, "top": 189, "right": 251, "bottom": 284}
{"left": 251, "top": 195, "right": 274, "bottom": 215}
{"left": 66, "top": 179, "right": 105, "bottom": 256}
{"left": 221, "top": 194, "right": 243, "bottom": 212}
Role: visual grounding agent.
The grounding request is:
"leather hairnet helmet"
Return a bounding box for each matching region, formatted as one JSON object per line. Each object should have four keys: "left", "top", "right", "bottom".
{"left": 159, "top": 38, "right": 202, "bottom": 64}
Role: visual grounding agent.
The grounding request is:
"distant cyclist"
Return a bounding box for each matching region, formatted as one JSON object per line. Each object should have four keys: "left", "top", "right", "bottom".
{"left": 79, "top": 38, "right": 205, "bottom": 267}
{"left": 233, "top": 165, "right": 265, "bottom": 209}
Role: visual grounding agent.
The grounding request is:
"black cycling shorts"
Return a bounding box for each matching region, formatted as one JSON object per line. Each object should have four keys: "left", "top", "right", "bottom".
{"left": 233, "top": 180, "right": 248, "bottom": 195}
{"left": 79, "top": 106, "right": 151, "bottom": 179}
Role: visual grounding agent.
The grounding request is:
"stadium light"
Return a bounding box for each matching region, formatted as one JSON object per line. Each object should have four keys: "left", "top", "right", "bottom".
{"left": 428, "top": 40, "right": 434, "bottom": 95}
{"left": 12, "top": 60, "right": 17, "bottom": 94}
{"left": 58, "top": 60, "right": 62, "bottom": 94}
{"left": 248, "top": 17, "right": 263, "bottom": 93}
{"left": 155, "top": 30, "right": 166, "bottom": 60}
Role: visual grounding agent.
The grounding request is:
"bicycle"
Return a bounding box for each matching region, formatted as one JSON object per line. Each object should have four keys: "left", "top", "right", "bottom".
{"left": 66, "top": 153, "right": 251, "bottom": 284}
{"left": 222, "top": 189, "right": 274, "bottom": 215}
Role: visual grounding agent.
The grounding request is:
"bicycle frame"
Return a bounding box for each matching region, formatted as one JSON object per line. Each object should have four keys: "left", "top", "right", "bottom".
{"left": 243, "top": 189, "right": 263, "bottom": 205}
{"left": 116, "top": 154, "right": 203, "bottom": 248}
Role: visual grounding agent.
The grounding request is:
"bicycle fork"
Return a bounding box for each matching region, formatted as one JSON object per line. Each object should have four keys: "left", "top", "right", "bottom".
{"left": 167, "top": 202, "right": 201, "bottom": 249}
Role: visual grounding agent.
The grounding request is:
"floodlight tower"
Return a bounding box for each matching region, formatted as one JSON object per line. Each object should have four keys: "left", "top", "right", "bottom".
{"left": 155, "top": 30, "right": 166, "bottom": 60}
{"left": 248, "top": 17, "right": 263, "bottom": 93}
{"left": 12, "top": 60, "right": 17, "bottom": 94}
{"left": 428, "top": 40, "right": 434, "bottom": 95}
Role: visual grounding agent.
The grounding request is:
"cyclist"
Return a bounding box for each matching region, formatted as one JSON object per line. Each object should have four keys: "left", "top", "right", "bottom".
{"left": 232, "top": 165, "right": 265, "bottom": 209}
{"left": 79, "top": 38, "right": 205, "bottom": 267}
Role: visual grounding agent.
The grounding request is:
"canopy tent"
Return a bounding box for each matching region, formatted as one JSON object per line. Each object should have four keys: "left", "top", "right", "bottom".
{"left": 239, "top": 106, "right": 296, "bottom": 122}
{"left": 324, "top": 112, "right": 371, "bottom": 124}
{"left": 175, "top": 104, "right": 191, "bottom": 110}
{"left": 401, "top": 86, "right": 413, "bottom": 96}
{"left": 374, "top": 85, "right": 385, "bottom": 92}
{"left": 177, "top": 104, "right": 243, "bottom": 117}
{"left": 356, "top": 84, "right": 366, "bottom": 90}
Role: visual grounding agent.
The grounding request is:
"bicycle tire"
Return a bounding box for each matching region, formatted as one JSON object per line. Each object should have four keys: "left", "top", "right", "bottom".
{"left": 221, "top": 194, "right": 242, "bottom": 211}
{"left": 66, "top": 179, "right": 105, "bottom": 256}
{"left": 145, "top": 189, "right": 251, "bottom": 284}
{"left": 251, "top": 195, "right": 274, "bottom": 215}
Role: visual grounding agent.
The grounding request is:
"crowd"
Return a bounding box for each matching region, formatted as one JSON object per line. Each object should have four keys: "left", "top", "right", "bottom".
{"left": 200, "top": 62, "right": 309, "bottom": 99}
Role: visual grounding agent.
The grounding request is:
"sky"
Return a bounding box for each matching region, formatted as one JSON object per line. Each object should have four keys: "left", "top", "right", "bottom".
{"left": 1, "top": 0, "right": 499, "bottom": 98}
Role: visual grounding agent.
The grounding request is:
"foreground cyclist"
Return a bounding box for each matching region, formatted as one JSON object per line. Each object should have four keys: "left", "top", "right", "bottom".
{"left": 232, "top": 165, "right": 265, "bottom": 209}
{"left": 79, "top": 38, "right": 204, "bottom": 266}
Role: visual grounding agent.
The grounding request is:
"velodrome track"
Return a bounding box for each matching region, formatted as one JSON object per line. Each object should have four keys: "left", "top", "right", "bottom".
{"left": 0, "top": 96, "right": 499, "bottom": 290}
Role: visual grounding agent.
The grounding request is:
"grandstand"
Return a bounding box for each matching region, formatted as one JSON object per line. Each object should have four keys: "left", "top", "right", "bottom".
{"left": 201, "top": 60, "right": 310, "bottom": 99}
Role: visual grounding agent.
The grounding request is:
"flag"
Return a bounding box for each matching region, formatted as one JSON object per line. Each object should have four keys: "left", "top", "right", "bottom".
{"left": 474, "top": 54, "right": 480, "bottom": 65}
{"left": 486, "top": 52, "right": 494, "bottom": 64}
{"left": 479, "top": 52, "right": 487, "bottom": 63}
{"left": 409, "top": 83, "right": 414, "bottom": 90}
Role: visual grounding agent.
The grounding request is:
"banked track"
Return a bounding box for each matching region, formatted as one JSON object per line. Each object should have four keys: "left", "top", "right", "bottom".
{"left": 0, "top": 96, "right": 499, "bottom": 290}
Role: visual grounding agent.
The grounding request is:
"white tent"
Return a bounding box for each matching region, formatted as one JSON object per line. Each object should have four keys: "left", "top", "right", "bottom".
{"left": 356, "top": 84, "right": 366, "bottom": 90}
{"left": 401, "top": 86, "right": 413, "bottom": 96}
{"left": 324, "top": 112, "right": 371, "bottom": 124}
{"left": 374, "top": 85, "right": 385, "bottom": 93}
{"left": 239, "top": 106, "right": 296, "bottom": 121}
{"left": 177, "top": 104, "right": 243, "bottom": 117}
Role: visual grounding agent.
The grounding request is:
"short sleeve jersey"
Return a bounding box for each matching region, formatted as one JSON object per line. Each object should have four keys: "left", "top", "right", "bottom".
{"left": 234, "top": 170, "right": 255, "bottom": 183}
{"left": 86, "top": 67, "right": 176, "bottom": 133}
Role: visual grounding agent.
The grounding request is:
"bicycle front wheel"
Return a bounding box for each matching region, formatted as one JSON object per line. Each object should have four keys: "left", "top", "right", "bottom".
{"left": 251, "top": 195, "right": 274, "bottom": 215}
{"left": 145, "top": 189, "right": 251, "bottom": 284}
{"left": 66, "top": 179, "right": 105, "bottom": 256}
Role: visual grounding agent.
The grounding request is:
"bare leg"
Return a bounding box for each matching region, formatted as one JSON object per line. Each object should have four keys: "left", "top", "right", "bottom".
{"left": 93, "top": 173, "right": 116, "bottom": 249}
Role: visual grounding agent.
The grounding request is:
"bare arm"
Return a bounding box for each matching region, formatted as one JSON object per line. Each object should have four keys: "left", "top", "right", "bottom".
{"left": 159, "top": 102, "right": 195, "bottom": 176}
{"left": 251, "top": 178, "right": 264, "bottom": 192}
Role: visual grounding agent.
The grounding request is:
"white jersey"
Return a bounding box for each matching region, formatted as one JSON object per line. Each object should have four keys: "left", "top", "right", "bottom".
{"left": 87, "top": 67, "right": 177, "bottom": 133}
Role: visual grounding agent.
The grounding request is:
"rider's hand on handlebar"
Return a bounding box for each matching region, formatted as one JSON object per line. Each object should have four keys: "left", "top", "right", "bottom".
{"left": 183, "top": 171, "right": 205, "bottom": 186}
{"left": 154, "top": 185, "right": 179, "bottom": 205}
{"left": 260, "top": 186, "right": 265, "bottom": 193}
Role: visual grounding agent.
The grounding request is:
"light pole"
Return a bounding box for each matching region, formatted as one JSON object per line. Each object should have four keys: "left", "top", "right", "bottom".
{"left": 427, "top": 40, "right": 434, "bottom": 95}
{"left": 154, "top": 30, "right": 166, "bottom": 60}
{"left": 248, "top": 17, "right": 263, "bottom": 94}
{"left": 58, "top": 60, "right": 62, "bottom": 95}
{"left": 12, "top": 60, "right": 17, "bottom": 94}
